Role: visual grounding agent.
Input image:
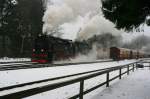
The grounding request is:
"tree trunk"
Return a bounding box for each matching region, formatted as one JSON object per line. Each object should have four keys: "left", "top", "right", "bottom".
{"left": 2, "top": 35, "right": 6, "bottom": 57}
{"left": 20, "top": 35, "right": 25, "bottom": 54}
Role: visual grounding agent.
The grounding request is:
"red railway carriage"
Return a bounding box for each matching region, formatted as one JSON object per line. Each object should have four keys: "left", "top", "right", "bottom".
{"left": 110, "top": 47, "right": 130, "bottom": 60}
{"left": 110, "top": 47, "right": 120, "bottom": 60}
{"left": 110, "top": 47, "right": 148, "bottom": 60}
{"left": 110, "top": 47, "right": 138, "bottom": 60}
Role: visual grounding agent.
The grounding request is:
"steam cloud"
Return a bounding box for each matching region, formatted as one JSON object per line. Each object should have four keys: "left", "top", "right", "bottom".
{"left": 77, "top": 15, "right": 121, "bottom": 41}
{"left": 64, "top": 0, "right": 101, "bottom": 16}
{"left": 42, "top": 0, "right": 122, "bottom": 40}
{"left": 42, "top": 4, "right": 74, "bottom": 34}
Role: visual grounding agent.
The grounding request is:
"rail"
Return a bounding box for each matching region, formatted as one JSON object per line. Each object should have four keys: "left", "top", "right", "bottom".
{"left": 0, "top": 60, "right": 149, "bottom": 99}
{"left": 0, "top": 60, "right": 114, "bottom": 71}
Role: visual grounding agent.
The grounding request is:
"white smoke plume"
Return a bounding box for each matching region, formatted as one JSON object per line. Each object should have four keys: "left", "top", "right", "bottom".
{"left": 43, "top": 0, "right": 122, "bottom": 40}
{"left": 77, "top": 15, "right": 121, "bottom": 41}
{"left": 42, "top": 3, "right": 74, "bottom": 34}
{"left": 64, "top": 0, "right": 101, "bottom": 16}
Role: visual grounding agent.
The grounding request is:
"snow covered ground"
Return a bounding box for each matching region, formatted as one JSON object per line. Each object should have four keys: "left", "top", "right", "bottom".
{"left": 0, "top": 60, "right": 136, "bottom": 88}
{"left": 0, "top": 57, "right": 30, "bottom": 62}
{"left": 92, "top": 68, "right": 150, "bottom": 99}
{"left": 0, "top": 59, "right": 139, "bottom": 99}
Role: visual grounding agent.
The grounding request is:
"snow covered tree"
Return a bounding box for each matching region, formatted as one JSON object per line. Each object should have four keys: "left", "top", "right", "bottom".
{"left": 0, "top": 0, "right": 17, "bottom": 57}
{"left": 13, "top": 0, "right": 44, "bottom": 55}
{"left": 102, "top": 0, "right": 150, "bottom": 31}
{"left": 0, "top": 0, "right": 44, "bottom": 57}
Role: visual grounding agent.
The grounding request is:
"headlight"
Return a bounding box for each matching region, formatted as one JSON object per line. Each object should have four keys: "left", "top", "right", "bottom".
{"left": 33, "top": 49, "right": 35, "bottom": 52}
{"left": 41, "top": 49, "right": 44, "bottom": 52}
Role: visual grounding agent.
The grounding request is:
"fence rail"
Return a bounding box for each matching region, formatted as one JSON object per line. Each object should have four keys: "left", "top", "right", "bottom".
{"left": 0, "top": 60, "right": 149, "bottom": 99}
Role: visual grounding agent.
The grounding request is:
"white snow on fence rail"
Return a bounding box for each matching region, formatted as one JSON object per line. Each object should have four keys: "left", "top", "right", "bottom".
{"left": 0, "top": 59, "right": 140, "bottom": 99}
{"left": 92, "top": 68, "right": 150, "bottom": 99}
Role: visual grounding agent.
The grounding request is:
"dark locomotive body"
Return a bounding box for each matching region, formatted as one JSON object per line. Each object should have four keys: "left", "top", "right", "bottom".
{"left": 32, "top": 35, "right": 91, "bottom": 63}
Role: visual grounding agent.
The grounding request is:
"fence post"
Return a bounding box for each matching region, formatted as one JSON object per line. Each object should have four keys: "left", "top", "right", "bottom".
{"left": 119, "top": 67, "right": 122, "bottom": 79}
{"left": 136, "top": 62, "right": 138, "bottom": 70}
{"left": 79, "top": 80, "right": 84, "bottom": 99}
{"left": 132, "top": 64, "right": 134, "bottom": 72}
{"left": 106, "top": 72, "right": 109, "bottom": 87}
{"left": 127, "top": 65, "right": 129, "bottom": 75}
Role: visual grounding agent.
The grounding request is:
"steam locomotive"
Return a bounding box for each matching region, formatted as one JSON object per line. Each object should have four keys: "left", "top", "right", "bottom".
{"left": 31, "top": 34, "right": 91, "bottom": 63}
{"left": 31, "top": 34, "right": 148, "bottom": 63}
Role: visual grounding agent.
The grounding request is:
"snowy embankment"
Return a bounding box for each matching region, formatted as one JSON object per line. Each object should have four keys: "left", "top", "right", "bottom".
{"left": 0, "top": 57, "right": 31, "bottom": 63}
{"left": 0, "top": 59, "right": 138, "bottom": 99}
{"left": 92, "top": 68, "right": 150, "bottom": 99}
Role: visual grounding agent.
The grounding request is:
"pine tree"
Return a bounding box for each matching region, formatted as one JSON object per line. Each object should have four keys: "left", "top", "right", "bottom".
{"left": 102, "top": 0, "right": 150, "bottom": 31}
{"left": 0, "top": 0, "right": 17, "bottom": 57}
{"left": 0, "top": 0, "right": 44, "bottom": 57}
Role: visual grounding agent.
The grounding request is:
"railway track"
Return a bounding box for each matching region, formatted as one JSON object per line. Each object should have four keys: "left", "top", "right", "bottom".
{"left": 0, "top": 60, "right": 114, "bottom": 71}
{"left": 0, "top": 59, "right": 146, "bottom": 71}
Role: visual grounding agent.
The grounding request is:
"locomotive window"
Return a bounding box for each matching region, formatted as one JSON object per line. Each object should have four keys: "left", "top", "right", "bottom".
{"left": 34, "top": 37, "right": 49, "bottom": 50}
